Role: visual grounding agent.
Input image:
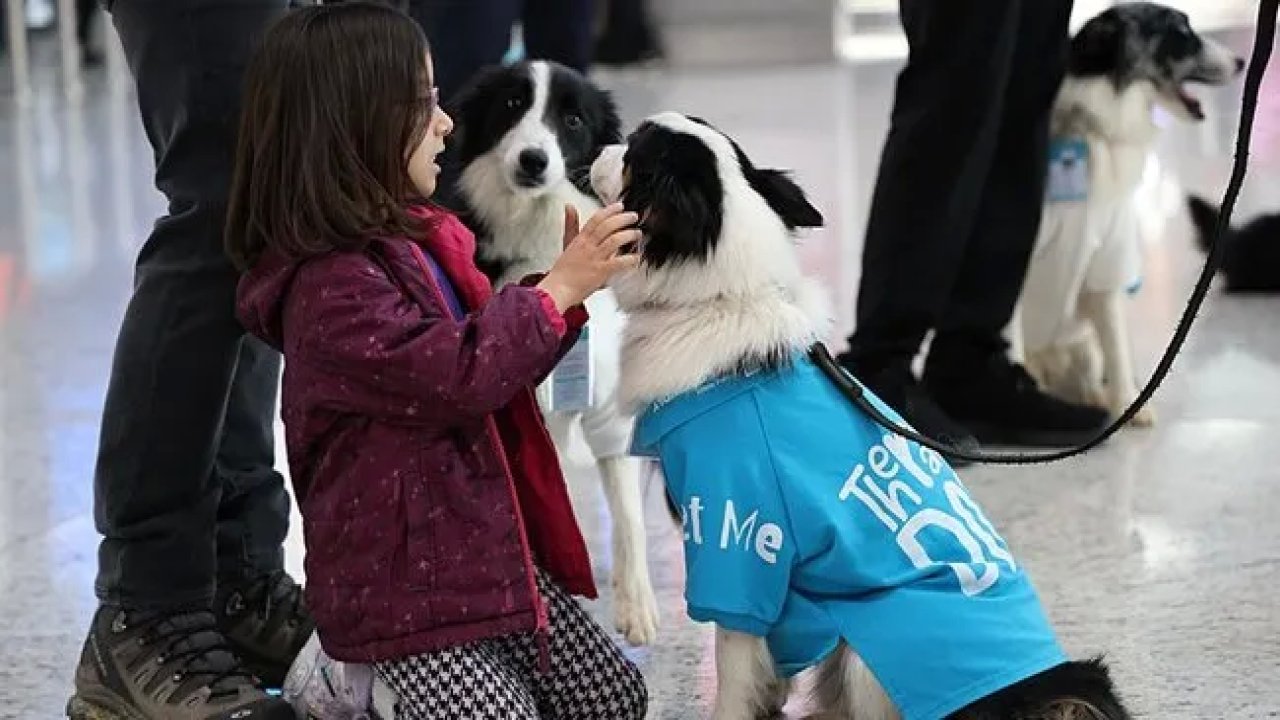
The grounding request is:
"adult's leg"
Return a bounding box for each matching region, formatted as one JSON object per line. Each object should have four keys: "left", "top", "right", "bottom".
{"left": 213, "top": 337, "right": 287, "bottom": 588}
{"left": 407, "top": 0, "right": 519, "bottom": 104}
{"left": 929, "top": 0, "right": 1074, "bottom": 364}
{"left": 94, "top": 0, "right": 286, "bottom": 619}
{"left": 72, "top": 0, "right": 296, "bottom": 716}
{"left": 923, "top": 0, "right": 1108, "bottom": 447}
{"left": 837, "top": 0, "right": 1024, "bottom": 456}
{"left": 595, "top": 0, "right": 663, "bottom": 67}
{"left": 842, "top": 0, "right": 1023, "bottom": 374}
{"left": 210, "top": 335, "right": 310, "bottom": 688}
{"left": 522, "top": 0, "right": 594, "bottom": 74}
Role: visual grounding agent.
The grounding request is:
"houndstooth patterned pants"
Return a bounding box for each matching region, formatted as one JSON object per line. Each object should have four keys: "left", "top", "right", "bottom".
{"left": 374, "top": 568, "right": 648, "bottom": 719}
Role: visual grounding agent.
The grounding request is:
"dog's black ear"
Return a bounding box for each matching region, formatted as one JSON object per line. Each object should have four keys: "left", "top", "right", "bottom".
{"left": 623, "top": 133, "right": 723, "bottom": 268}
{"left": 723, "top": 133, "right": 823, "bottom": 230}
{"left": 444, "top": 64, "right": 507, "bottom": 120}
{"left": 1069, "top": 10, "right": 1127, "bottom": 83}
{"left": 748, "top": 168, "right": 824, "bottom": 230}
{"left": 445, "top": 64, "right": 522, "bottom": 162}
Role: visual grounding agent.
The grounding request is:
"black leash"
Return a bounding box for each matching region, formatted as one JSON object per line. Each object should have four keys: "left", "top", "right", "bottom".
{"left": 816, "top": 1, "right": 1279, "bottom": 466}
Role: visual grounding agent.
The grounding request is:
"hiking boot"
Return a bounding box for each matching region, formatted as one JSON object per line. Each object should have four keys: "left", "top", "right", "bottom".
{"left": 839, "top": 358, "right": 981, "bottom": 467}
{"left": 67, "top": 606, "right": 294, "bottom": 720}
{"left": 215, "top": 571, "right": 312, "bottom": 689}
{"left": 925, "top": 354, "right": 1110, "bottom": 448}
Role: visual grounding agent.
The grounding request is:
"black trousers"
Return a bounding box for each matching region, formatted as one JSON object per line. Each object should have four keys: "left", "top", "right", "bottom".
{"left": 407, "top": 0, "right": 595, "bottom": 105}
{"left": 94, "top": 0, "right": 292, "bottom": 612}
{"left": 845, "top": 0, "right": 1074, "bottom": 375}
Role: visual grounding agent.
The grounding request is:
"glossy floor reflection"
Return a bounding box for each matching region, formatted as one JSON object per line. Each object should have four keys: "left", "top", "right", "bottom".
{"left": 3, "top": 26, "right": 1280, "bottom": 719}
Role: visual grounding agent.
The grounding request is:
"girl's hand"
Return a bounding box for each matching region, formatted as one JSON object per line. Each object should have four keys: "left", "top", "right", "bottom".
{"left": 537, "top": 203, "right": 641, "bottom": 313}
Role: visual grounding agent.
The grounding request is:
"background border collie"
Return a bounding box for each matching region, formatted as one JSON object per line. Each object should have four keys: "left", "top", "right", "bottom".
{"left": 593, "top": 111, "right": 1131, "bottom": 720}
{"left": 1012, "top": 2, "right": 1242, "bottom": 427}
{"left": 447, "top": 60, "right": 660, "bottom": 646}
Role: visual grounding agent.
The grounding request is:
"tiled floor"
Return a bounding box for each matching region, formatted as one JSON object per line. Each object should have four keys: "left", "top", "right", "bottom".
{"left": 3, "top": 17, "right": 1280, "bottom": 719}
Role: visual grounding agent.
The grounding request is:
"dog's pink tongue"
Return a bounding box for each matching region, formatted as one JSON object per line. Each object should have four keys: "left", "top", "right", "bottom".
{"left": 1179, "top": 86, "right": 1206, "bottom": 120}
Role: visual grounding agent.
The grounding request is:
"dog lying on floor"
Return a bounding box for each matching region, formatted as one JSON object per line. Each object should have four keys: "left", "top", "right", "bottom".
{"left": 1188, "top": 195, "right": 1280, "bottom": 292}
{"left": 1011, "top": 2, "right": 1242, "bottom": 426}
{"left": 447, "top": 60, "right": 660, "bottom": 646}
{"left": 592, "top": 112, "right": 1132, "bottom": 720}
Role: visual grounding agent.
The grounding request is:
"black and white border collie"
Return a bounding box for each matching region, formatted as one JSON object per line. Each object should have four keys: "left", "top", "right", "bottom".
{"left": 591, "top": 112, "right": 1131, "bottom": 720}
{"left": 450, "top": 60, "right": 621, "bottom": 283}
{"left": 447, "top": 60, "right": 660, "bottom": 646}
{"left": 1011, "top": 2, "right": 1242, "bottom": 426}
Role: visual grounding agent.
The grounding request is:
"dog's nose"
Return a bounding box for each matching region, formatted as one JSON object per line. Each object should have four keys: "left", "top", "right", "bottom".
{"left": 1236, "top": 57, "right": 1246, "bottom": 72}
{"left": 518, "top": 149, "right": 549, "bottom": 176}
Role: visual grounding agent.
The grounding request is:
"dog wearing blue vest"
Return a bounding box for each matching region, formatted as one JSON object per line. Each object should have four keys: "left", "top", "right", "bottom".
{"left": 590, "top": 112, "right": 1131, "bottom": 720}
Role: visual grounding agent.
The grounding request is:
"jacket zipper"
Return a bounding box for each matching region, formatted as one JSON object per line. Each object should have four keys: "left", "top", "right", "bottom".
{"left": 406, "top": 243, "right": 550, "bottom": 661}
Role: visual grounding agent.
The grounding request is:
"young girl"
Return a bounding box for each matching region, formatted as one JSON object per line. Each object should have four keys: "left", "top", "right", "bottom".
{"left": 225, "top": 4, "right": 647, "bottom": 719}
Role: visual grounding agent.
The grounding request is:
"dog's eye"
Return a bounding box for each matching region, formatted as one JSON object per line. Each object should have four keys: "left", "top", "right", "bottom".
{"left": 506, "top": 97, "right": 524, "bottom": 110}
{"left": 565, "top": 113, "right": 584, "bottom": 130}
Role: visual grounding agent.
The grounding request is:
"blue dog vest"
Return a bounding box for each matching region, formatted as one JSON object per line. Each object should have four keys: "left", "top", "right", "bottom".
{"left": 632, "top": 357, "right": 1066, "bottom": 720}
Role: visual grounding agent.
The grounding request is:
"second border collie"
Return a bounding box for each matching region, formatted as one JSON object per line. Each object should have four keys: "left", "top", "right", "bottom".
{"left": 447, "top": 61, "right": 660, "bottom": 646}
{"left": 1011, "top": 2, "right": 1242, "bottom": 425}
{"left": 592, "top": 111, "right": 1131, "bottom": 720}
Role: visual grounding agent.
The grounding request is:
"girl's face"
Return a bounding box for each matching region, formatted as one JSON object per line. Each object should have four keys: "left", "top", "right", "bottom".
{"left": 408, "top": 55, "right": 454, "bottom": 198}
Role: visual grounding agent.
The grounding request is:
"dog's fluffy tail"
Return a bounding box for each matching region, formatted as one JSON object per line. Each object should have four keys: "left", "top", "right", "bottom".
{"left": 1188, "top": 194, "right": 1231, "bottom": 253}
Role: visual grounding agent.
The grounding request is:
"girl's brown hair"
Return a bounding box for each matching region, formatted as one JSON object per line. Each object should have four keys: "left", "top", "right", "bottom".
{"left": 226, "top": 1, "right": 433, "bottom": 270}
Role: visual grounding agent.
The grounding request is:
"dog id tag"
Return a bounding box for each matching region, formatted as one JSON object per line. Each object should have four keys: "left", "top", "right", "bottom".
{"left": 1047, "top": 138, "right": 1089, "bottom": 202}
{"left": 549, "top": 327, "right": 593, "bottom": 413}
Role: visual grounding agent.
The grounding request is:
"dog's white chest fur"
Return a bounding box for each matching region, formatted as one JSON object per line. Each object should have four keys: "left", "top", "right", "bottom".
{"left": 1012, "top": 77, "right": 1164, "bottom": 424}
{"left": 463, "top": 171, "right": 600, "bottom": 284}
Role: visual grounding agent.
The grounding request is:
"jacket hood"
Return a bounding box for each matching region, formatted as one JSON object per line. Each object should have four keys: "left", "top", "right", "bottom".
{"left": 236, "top": 248, "right": 302, "bottom": 352}
{"left": 236, "top": 205, "right": 466, "bottom": 351}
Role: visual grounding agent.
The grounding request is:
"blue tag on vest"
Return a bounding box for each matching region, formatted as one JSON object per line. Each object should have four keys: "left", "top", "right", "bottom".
{"left": 549, "top": 326, "right": 592, "bottom": 413}
{"left": 1047, "top": 138, "right": 1089, "bottom": 202}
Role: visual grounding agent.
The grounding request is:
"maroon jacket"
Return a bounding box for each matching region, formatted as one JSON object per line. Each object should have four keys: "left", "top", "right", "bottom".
{"left": 236, "top": 207, "right": 597, "bottom": 663}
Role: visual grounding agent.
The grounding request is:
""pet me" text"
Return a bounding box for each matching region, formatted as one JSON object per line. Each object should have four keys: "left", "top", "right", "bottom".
{"left": 679, "top": 497, "right": 785, "bottom": 565}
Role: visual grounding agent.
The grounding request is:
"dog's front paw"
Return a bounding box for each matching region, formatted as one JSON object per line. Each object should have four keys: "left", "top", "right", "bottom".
{"left": 613, "top": 571, "right": 659, "bottom": 646}
{"left": 1110, "top": 396, "right": 1155, "bottom": 427}
{"left": 1083, "top": 384, "right": 1110, "bottom": 411}
{"left": 1126, "top": 402, "right": 1156, "bottom": 427}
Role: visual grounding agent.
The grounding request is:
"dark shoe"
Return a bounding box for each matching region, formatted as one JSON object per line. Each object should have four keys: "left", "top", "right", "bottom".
{"left": 925, "top": 355, "right": 1110, "bottom": 448}
{"left": 68, "top": 606, "right": 294, "bottom": 720}
{"left": 839, "top": 357, "right": 981, "bottom": 467}
{"left": 215, "top": 571, "right": 312, "bottom": 689}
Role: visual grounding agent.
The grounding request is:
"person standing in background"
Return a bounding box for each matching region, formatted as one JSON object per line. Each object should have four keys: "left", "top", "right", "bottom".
{"left": 68, "top": 1, "right": 310, "bottom": 718}
{"left": 838, "top": 0, "right": 1110, "bottom": 456}
{"left": 595, "top": 0, "right": 662, "bottom": 67}
{"left": 407, "top": 0, "right": 594, "bottom": 104}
